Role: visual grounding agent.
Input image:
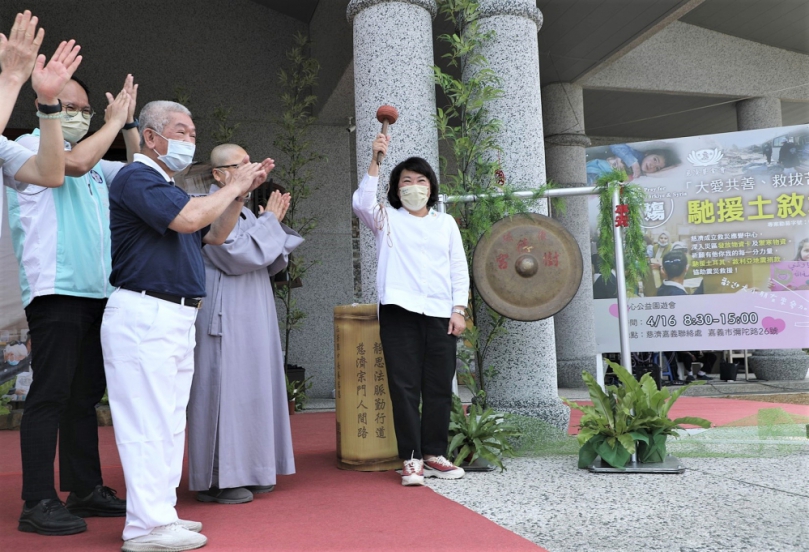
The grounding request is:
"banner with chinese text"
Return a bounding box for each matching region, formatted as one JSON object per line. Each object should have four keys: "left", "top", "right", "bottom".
{"left": 586, "top": 124, "right": 809, "bottom": 352}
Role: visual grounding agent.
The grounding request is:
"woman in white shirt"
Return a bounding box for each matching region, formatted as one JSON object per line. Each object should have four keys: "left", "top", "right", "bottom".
{"left": 352, "top": 134, "right": 470, "bottom": 486}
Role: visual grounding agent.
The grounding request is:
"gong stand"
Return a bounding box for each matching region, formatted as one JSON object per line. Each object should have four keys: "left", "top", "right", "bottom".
{"left": 438, "top": 184, "right": 685, "bottom": 474}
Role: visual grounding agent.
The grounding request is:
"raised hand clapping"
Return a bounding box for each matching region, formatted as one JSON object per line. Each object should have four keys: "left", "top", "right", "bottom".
{"left": 31, "top": 39, "right": 82, "bottom": 104}
{"left": 259, "top": 190, "right": 291, "bottom": 222}
{"left": 0, "top": 10, "right": 44, "bottom": 85}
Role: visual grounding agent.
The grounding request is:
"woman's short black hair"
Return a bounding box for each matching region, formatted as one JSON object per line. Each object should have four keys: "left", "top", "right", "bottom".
{"left": 387, "top": 157, "right": 439, "bottom": 210}
{"left": 661, "top": 250, "right": 688, "bottom": 278}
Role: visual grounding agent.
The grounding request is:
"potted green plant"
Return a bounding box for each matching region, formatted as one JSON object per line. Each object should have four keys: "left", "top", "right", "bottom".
{"left": 447, "top": 392, "right": 521, "bottom": 472}
{"left": 563, "top": 360, "right": 711, "bottom": 469}
{"left": 285, "top": 374, "right": 313, "bottom": 414}
{"left": 0, "top": 378, "right": 16, "bottom": 430}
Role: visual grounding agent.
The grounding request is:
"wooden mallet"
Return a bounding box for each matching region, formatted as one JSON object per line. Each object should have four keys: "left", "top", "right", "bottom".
{"left": 375, "top": 105, "right": 399, "bottom": 165}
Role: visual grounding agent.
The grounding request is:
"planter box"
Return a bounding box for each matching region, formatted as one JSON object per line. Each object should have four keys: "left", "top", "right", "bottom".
{"left": 285, "top": 365, "right": 306, "bottom": 386}
{"left": 637, "top": 436, "right": 668, "bottom": 464}
{"left": 0, "top": 409, "right": 23, "bottom": 430}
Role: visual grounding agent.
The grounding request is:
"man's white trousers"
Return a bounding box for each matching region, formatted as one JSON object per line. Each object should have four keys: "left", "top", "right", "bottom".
{"left": 100, "top": 289, "right": 197, "bottom": 541}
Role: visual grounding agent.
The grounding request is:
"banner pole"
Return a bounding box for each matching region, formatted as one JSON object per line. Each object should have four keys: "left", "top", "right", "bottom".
{"left": 611, "top": 185, "right": 632, "bottom": 370}
{"left": 611, "top": 184, "right": 637, "bottom": 465}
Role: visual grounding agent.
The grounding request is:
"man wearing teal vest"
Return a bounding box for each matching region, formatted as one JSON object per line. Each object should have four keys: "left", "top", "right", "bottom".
{"left": 5, "top": 73, "right": 139, "bottom": 536}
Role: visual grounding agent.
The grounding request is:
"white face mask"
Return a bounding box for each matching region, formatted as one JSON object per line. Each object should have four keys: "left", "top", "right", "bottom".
{"left": 399, "top": 185, "right": 430, "bottom": 212}
{"left": 61, "top": 112, "right": 89, "bottom": 144}
{"left": 153, "top": 132, "right": 195, "bottom": 172}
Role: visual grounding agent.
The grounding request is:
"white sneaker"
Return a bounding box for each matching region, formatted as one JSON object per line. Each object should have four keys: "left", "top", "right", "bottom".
{"left": 401, "top": 457, "right": 425, "bottom": 486}
{"left": 121, "top": 523, "right": 207, "bottom": 551}
{"left": 423, "top": 455, "right": 465, "bottom": 480}
{"left": 177, "top": 519, "right": 202, "bottom": 533}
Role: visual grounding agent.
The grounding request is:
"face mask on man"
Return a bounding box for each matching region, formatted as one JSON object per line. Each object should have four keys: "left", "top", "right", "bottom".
{"left": 61, "top": 112, "right": 90, "bottom": 144}
{"left": 153, "top": 131, "right": 195, "bottom": 172}
{"left": 399, "top": 185, "right": 430, "bottom": 212}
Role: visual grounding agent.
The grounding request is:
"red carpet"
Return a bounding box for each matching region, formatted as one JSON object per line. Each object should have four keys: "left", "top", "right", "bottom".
{"left": 0, "top": 412, "right": 545, "bottom": 551}
{"left": 568, "top": 396, "right": 809, "bottom": 434}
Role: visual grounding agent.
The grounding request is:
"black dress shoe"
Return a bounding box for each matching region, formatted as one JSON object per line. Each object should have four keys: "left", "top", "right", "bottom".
{"left": 18, "top": 498, "right": 87, "bottom": 535}
{"left": 65, "top": 485, "right": 126, "bottom": 517}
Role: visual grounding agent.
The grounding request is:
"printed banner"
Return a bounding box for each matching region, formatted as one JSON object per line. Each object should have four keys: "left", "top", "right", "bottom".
{"left": 587, "top": 124, "right": 809, "bottom": 352}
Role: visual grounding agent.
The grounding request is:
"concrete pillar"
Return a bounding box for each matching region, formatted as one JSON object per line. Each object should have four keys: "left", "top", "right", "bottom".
{"left": 347, "top": 0, "right": 439, "bottom": 303}
{"left": 542, "top": 83, "right": 597, "bottom": 389}
{"left": 736, "top": 97, "right": 782, "bottom": 131}
{"left": 736, "top": 97, "right": 805, "bottom": 380}
{"left": 469, "top": 0, "right": 569, "bottom": 430}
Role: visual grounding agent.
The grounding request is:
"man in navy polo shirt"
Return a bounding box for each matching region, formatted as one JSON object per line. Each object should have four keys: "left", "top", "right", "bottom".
{"left": 100, "top": 100, "right": 270, "bottom": 552}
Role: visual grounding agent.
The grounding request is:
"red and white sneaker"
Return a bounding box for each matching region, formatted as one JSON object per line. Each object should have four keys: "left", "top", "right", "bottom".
{"left": 401, "top": 457, "right": 425, "bottom": 486}
{"left": 423, "top": 455, "right": 465, "bottom": 480}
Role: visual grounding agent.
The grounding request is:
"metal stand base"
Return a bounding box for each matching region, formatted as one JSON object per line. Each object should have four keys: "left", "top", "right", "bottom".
{"left": 588, "top": 454, "right": 685, "bottom": 474}
{"left": 461, "top": 457, "right": 496, "bottom": 472}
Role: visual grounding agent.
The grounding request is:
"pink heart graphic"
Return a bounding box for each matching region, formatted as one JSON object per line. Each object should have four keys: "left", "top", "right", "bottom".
{"left": 761, "top": 316, "right": 786, "bottom": 334}
{"left": 608, "top": 303, "right": 620, "bottom": 318}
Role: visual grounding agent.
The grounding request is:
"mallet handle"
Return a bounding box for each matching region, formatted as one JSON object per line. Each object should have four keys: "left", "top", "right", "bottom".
{"left": 376, "top": 120, "right": 390, "bottom": 166}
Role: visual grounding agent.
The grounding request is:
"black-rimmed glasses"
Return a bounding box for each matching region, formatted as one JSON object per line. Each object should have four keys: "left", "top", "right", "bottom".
{"left": 63, "top": 104, "right": 95, "bottom": 120}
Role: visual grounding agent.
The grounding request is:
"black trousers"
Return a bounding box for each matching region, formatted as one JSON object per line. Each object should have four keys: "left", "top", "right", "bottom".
{"left": 20, "top": 295, "right": 107, "bottom": 501}
{"left": 378, "top": 304, "right": 457, "bottom": 460}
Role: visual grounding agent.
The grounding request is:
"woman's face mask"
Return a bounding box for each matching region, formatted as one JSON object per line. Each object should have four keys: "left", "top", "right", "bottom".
{"left": 398, "top": 169, "right": 431, "bottom": 212}
{"left": 399, "top": 185, "right": 429, "bottom": 212}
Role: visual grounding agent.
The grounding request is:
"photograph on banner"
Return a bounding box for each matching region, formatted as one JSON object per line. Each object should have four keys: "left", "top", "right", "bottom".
{"left": 587, "top": 124, "right": 809, "bottom": 352}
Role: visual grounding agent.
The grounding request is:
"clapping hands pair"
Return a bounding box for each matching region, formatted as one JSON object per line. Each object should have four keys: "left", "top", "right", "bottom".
{"left": 259, "top": 191, "right": 290, "bottom": 222}
{"left": 219, "top": 157, "right": 275, "bottom": 198}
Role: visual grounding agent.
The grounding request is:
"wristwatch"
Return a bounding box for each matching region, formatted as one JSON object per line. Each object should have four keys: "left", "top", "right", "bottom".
{"left": 36, "top": 99, "right": 62, "bottom": 114}
{"left": 452, "top": 307, "right": 466, "bottom": 318}
{"left": 122, "top": 119, "right": 139, "bottom": 130}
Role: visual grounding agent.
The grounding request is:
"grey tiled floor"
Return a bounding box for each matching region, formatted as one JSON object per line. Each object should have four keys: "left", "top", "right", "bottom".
{"left": 303, "top": 380, "right": 809, "bottom": 552}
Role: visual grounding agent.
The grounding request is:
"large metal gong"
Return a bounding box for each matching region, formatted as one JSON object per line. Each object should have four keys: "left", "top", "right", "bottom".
{"left": 473, "top": 213, "right": 583, "bottom": 321}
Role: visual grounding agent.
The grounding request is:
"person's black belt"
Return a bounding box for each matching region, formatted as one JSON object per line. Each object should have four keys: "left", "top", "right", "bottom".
{"left": 138, "top": 290, "right": 203, "bottom": 309}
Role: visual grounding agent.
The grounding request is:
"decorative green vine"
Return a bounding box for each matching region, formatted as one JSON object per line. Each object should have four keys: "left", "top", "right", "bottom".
{"left": 593, "top": 169, "right": 648, "bottom": 292}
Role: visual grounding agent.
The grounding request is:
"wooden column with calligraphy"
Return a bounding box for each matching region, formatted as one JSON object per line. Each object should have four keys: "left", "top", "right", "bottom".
{"left": 334, "top": 304, "right": 400, "bottom": 471}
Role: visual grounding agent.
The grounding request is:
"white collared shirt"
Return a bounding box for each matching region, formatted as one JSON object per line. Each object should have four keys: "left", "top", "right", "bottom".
{"left": 661, "top": 280, "right": 686, "bottom": 292}
{"left": 132, "top": 153, "right": 172, "bottom": 182}
{"left": 352, "top": 173, "right": 469, "bottom": 318}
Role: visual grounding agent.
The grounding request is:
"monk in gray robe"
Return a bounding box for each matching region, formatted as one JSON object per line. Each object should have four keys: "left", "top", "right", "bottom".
{"left": 187, "top": 144, "right": 302, "bottom": 504}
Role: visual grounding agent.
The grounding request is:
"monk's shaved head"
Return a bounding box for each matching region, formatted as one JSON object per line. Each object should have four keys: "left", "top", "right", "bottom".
{"left": 210, "top": 143, "right": 248, "bottom": 167}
